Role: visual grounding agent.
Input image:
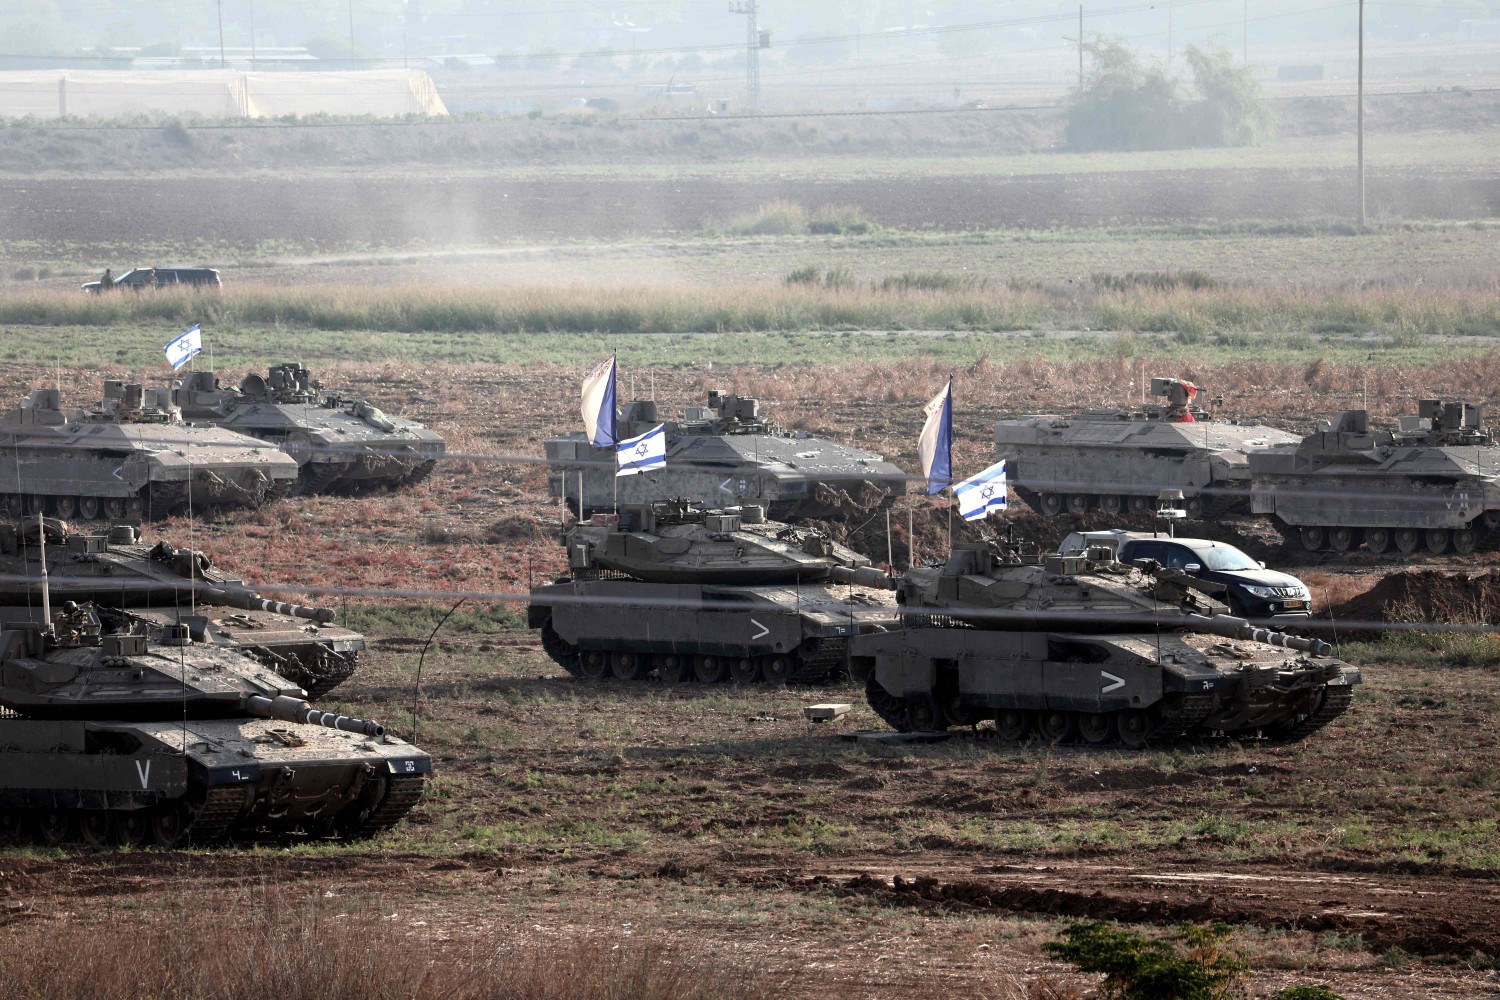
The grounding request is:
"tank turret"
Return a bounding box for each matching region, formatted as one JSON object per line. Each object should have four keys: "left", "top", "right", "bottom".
{"left": 851, "top": 541, "right": 1360, "bottom": 746}
{"left": 0, "top": 602, "right": 429, "bottom": 846}
{"left": 563, "top": 499, "right": 872, "bottom": 584}
{"left": 1249, "top": 397, "right": 1500, "bottom": 555}
{"left": 995, "top": 376, "right": 1300, "bottom": 519}
{"left": 529, "top": 502, "right": 900, "bottom": 686}
{"left": 0, "top": 381, "right": 298, "bottom": 521}
{"left": 545, "top": 391, "right": 908, "bottom": 520}
{"left": 171, "top": 365, "right": 445, "bottom": 494}
{"left": 0, "top": 517, "right": 364, "bottom": 697}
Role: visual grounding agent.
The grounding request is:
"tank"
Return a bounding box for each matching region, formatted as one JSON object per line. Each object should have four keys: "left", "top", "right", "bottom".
{"left": 0, "top": 382, "right": 299, "bottom": 521}
{"left": 0, "top": 602, "right": 429, "bottom": 847}
{"left": 527, "top": 500, "right": 901, "bottom": 685}
{"left": 544, "top": 390, "right": 908, "bottom": 520}
{"left": 171, "top": 365, "right": 445, "bottom": 493}
{"left": 0, "top": 517, "right": 364, "bottom": 698}
{"left": 1248, "top": 399, "right": 1500, "bottom": 555}
{"left": 995, "top": 377, "right": 1299, "bottom": 518}
{"left": 850, "top": 540, "right": 1361, "bottom": 746}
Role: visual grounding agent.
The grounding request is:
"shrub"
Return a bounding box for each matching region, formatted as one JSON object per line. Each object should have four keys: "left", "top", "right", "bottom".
{"left": 1092, "top": 271, "right": 1217, "bottom": 293}
{"left": 723, "top": 200, "right": 808, "bottom": 236}
{"left": 1041, "top": 921, "right": 1247, "bottom": 1000}
{"left": 784, "top": 265, "right": 821, "bottom": 285}
{"left": 808, "top": 205, "right": 875, "bottom": 235}
{"left": 1067, "top": 40, "right": 1270, "bottom": 151}
{"left": 1274, "top": 988, "right": 1345, "bottom": 1000}
{"left": 878, "top": 270, "right": 983, "bottom": 293}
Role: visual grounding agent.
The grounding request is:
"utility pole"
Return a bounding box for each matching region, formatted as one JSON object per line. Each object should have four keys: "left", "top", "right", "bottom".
{"left": 1242, "top": 0, "right": 1248, "bottom": 65}
{"left": 1078, "top": 5, "right": 1084, "bottom": 88}
{"left": 730, "top": 1, "right": 761, "bottom": 101}
{"left": 1357, "top": 0, "right": 1366, "bottom": 227}
{"left": 249, "top": 0, "right": 257, "bottom": 69}
{"left": 1167, "top": 2, "right": 1173, "bottom": 66}
{"left": 348, "top": 0, "right": 356, "bottom": 66}
{"left": 216, "top": 0, "right": 226, "bottom": 67}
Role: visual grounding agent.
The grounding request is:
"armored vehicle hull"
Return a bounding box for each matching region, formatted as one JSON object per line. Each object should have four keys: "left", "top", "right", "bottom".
{"left": 0, "top": 520, "right": 363, "bottom": 697}
{"left": 530, "top": 579, "right": 898, "bottom": 685}
{"left": 995, "top": 377, "right": 1297, "bottom": 518}
{"left": 546, "top": 392, "right": 906, "bottom": 519}
{"left": 851, "top": 542, "right": 1361, "bottom": 746}
{"left": 1249, "top": 401, "right": 1500, "bottom": 555}
{"left": 0, "top": 605, "right": 429, "bottom": 847}
{"left": 0, "top": 717, "right": 429, "bottom": 847}
{"left": 1, "top": 385, "right": 296, "bottom": 521}
{"left": 173, "top": 366, "right": 445, "bottom": 494}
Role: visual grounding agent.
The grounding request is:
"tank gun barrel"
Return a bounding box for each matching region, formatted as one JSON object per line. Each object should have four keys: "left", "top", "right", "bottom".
{"left": 1196, "top": 614, "right": 1333, "bottom": 655}
{"left": 201, "top": 586, "right": 337, "bottom": 624}
{"left": 829, "top": 565, "right": 898, "bottom": 590}
{"left": 244, "top": 694, "right": 384, "bottom": 737}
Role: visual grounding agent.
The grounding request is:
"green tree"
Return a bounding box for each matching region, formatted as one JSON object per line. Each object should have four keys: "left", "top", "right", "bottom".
{"left": 1181, "top": 45, "right": 1272, "bottom": 147}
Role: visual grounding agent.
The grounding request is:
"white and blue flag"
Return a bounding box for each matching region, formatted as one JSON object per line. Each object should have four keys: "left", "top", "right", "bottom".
{"left": 953, "top": 460, "right": 1008, "bottom": 521}
{"left": 616, "top": 423, "right": 666, "bottom": 477}
{"left": 581, "top": 355, "right": 618, "bottom": 447}
{"left": 917, "top": 378, "right": 953, "bottom": 495}
{"left": 163, "top": 324, "right": 202, "bottom": 371}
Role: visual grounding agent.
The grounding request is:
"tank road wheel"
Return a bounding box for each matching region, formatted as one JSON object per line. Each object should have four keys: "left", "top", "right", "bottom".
{"left": 1424, "top": 529, "right": 1450, "bottom": 556}
{"left": 652, "top": 654, "right": 691, "bottom": 683}
{"left": 1127, "top": 495, "right": 1153, "bottom": 515}
{"left": 51, "top": 495, "right": 77, "bottom": 519}
{"left": 694, "top": 655, "right": 729, "bottom": 684}
{"left": 76, "top": 495, "right": 101, "bottom": 520}
{"left": 113, "top": 811, "right": 149, "bottom": 848}
{"left": 1297, "top": 526, "right": 1326, "bottom": 552}
{"left": 994, "top": 709, "right": 1031, "bottom": 742}
{"left": 1183, "top": 497, "right": 1205, "bottom": 519}
{"left": 1116, "top": 709, "right": 1153, "bottom": 749}
{"left": 1327, "top": 527, "right": 1358, "bottom": 553}
{"left": 1099, "top": 495, "right": 1125, "bottom": 515}
{"left": 1364, "top": 528, "right": 1392, "bottom": 554}
{"left": 577, "top": 650, "right": 611, "bottom": 681}
{"left": 864, "top": 674, "right": 912, "bottom": 732}
{"left": 150, "top": 802, "right": 196, "bottom": 847}
{"left": 1452, "top": 528, "right": 1479, "bottom": 555}
{"left": 1394, "top": 528, "right": 1421, "bottom": 554}
{"left": 1077, "top": 713, "right": 1115, "bottom": 745}
{"left": 35, "top": 809, "right": 74, "bottom": 846}
{"left": 104, "top": 497, "right": 127, "bottom": 520}
{"left": 1066, "top": 494, "right": 1092, "bottom": 516}
{"left": 729, "top": 657, "right": 763, "bottom": 685}
{"left": 22, "top": 494, "right": 46, "bottom": 517}
{"left": 78, "top": 812, "right": 112, "bottom": 848}
{"left": 610, "top": 651, "right": 650, "bottom": 682}
{"left": 761, "top": 656, "right": 793, "bottom": 687}
{"left": 1039, "top": 494, "right": 1065, "bottom": 517}
{"left": 942, "top": 692, "right": 977, "bottom": 728}
{"left": 1038, "top": 710, "right": 1074, "bottom": 743}
{"left": 906, "top": 701, "right": 942, "bottom": 732}
{"left": 126, "top": 494, "right": 145, "bottom": 519}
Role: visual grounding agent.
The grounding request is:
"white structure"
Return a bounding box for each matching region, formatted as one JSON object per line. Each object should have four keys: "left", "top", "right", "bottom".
{"left": 0, "top": 69, "right": 447, "bottom": 119}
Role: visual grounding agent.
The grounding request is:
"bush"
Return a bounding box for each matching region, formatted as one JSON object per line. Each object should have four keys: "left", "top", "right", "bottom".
{"left": 808, "top": 205, "right": 875, "bottom": 235}
{"left": 878, "top": 270, "right": 983, "bottom": 293}
{"left": 1274, "top": 988, "right": 1345, "bottom": 1000}
{"left": 1067, "top": 40, "right": 1270, "bottom": 151}
{"left": 1041, "top": 921, "right": 1247, "bottom": 1000}
{"left": 1092, "top": 271, "right": 1217, "bottom": 293}
{"left": 722, "top": 200, "right": 808, "bottom": 236}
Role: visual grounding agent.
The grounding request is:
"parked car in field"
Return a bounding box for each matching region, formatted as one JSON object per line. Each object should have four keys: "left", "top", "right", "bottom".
{"left": 1060, "top": 529, "right": 1312, "bottom": 619}
{"left": 82, "top": 267, "right": 221, "bottom": 293}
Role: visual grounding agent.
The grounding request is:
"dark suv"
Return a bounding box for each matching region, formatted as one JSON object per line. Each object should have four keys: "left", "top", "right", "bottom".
{"left": 82, "top": 267, "right": 221, "bottom": 293}
{"left": 1061, "top": 530, "right": 1312, "bottom": 619}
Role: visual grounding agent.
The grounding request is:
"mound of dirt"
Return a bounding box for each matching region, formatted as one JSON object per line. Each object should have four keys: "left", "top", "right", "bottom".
{"left": 1328, "top": 568, "right": 1500, "bottom": 633}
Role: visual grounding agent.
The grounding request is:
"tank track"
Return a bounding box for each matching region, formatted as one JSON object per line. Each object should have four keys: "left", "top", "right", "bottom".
{"left": 1265, "top": 686, "right": 1354, "bottom": 743}
{"left": 343, "top": 775, "right": 426, "bottom": 838}
{"left": 148, "top": 482, "right": 190, "bottom": 516}
{"left": 540, "top": 619, "right": 584, "bottom": 676}
{"left": 403, "top": 460, "right": 438, "bottom": 486}
{"left": 297, "top": 462, "right": 351, "bottom": 495}
{"left": 788, "top": 639, "right": 850, "bottom": 685}
{"left": 1153, "top": 694, "right": 1218, "bottom": 741}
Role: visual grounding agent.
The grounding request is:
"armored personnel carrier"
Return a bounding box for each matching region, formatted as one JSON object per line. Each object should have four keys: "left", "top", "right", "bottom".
{"left": 171, "top": 365, "right": 445, "bottom": 493}
{"left": 528, "top": 500, "right": 900, "bottom": 685}
{"left": 995, "top": 377, "right": 1298, "bottom": 518}
{"left": 545, "top": 390, "right": 907, "bottom": 520}
{"left": 0, "top": 517, "right": 363, "bottom": 697}
{"left": 0, "top": 602, "right": 429, "bottom": 847}
{"left": 0, "top": 381, "right": 297, "bottom": 521}
{"left": 1249, "top": 399, "right": 1500, "bottom": 555}
{"left": 851, "top": 540, "right": 1360, "bottom": 746}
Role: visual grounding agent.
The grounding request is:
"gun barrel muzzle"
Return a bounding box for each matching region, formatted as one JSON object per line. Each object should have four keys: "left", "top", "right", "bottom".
{"left": 245, "top": 694, "right": 385, "bottom": 737}
{"left": 829, "top": 565, "right": 897, "bottom": 590}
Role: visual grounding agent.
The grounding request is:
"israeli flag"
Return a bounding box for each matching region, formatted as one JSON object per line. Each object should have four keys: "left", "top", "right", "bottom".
{"left": 917, "top": 378, "right": 953, "bottom": 495}
{"left": 953, "top": 460, "right": 1008, "bottom": 521}
{"left": 163, "top": 324, "right": 202, "bottom": 371}
{"left": 581, "top": 355, "right": 618, "bottom": 447}
{"left": 616, "top": 423, "right": 666, "bottom": 477}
